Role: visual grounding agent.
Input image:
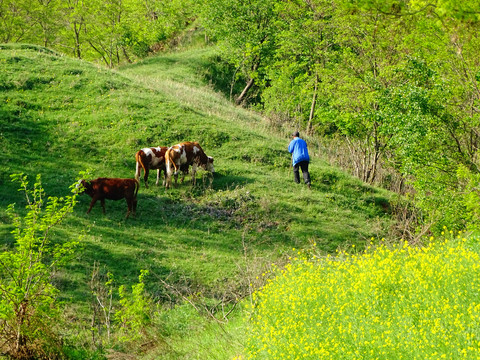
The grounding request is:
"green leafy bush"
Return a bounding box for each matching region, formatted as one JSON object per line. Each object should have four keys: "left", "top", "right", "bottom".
{"left": 0, "top": 174, "right": 80, "bottom": 359}
{"left": 115, "top": 270, "right": 151, "bottom": 343}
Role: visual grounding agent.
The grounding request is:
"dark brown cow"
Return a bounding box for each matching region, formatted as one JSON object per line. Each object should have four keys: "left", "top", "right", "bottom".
{"left": 79, "top": 178, "right": 139, "bottom": 219}
{"left": 135, "top": 146, "right": 168, "bottom": 188}
{"left": 165, "top": 141, "right": 215, "bottom": 188}
{"left": 135, "top": 146, "right": 189, "bottom": 188}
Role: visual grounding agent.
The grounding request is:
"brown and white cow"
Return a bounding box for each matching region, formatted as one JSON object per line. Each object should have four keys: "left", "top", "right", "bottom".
{"left": 135, "top": 146, "right": 189, "bottom": 188}
{"left": 164, "top": 141, "right": 215, "bottom": 188}
{"left": 135, "top": 146, "right": 168, "bottom": 188}
{"left": 79, "top": 178, "right": 139, "bottom": 219}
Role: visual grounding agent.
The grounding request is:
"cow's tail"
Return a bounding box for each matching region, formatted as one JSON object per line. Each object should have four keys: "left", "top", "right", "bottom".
{"left": 134, "top": 179, "right": 140, "bottom": 198}
{"left": 165, "top": 148, "right": 175, "bottom": 188}
{"left": 135, "top": 151, "right": 143, "bottom": 183}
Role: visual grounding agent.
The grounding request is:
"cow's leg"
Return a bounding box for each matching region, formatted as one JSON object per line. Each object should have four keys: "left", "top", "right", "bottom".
{"left": 144, "top": 168, "right": 150, "bottom": 188}
{"left": 202, "top": 171, "right": 214, "bottom": 188}
{"left": 172, "top": 161, "right": 180, "bottom": 186}
{"left": 165, "top": 161, "right": 173, "bottom": 189}
{"left": 86, "top": 196, "right": 99, "bottom": 214}
{"left": 100, "top": 199, "right": 106, "bottom": 214}
{"left": 156, "top": 169, "right": 161, "bottom": 186}
{"left": 135, "top": 161, "right": 141, "bottom": 183}
{"left": 191, "top": 164, "right": 198, "bottom": 186}
{"left": 166, "top": 161, "right": 179, "bottom": 189}
{"left": 125, "top": 198, "right": 132, "bottom": 219}
{"left": 165, "top": 174, "right": 172, "bottom": 189}
{"left": 209, "top": 172, "right": 214, "bottom": 187}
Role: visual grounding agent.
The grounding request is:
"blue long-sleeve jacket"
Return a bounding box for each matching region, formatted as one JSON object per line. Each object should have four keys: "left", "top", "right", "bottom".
{"left": 288, "top": 137, "right": 310, "bottom": 166}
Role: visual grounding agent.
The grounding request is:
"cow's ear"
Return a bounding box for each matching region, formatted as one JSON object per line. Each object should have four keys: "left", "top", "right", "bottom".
{"left": 208, "top": 156, "right": 214, "bottom": 163}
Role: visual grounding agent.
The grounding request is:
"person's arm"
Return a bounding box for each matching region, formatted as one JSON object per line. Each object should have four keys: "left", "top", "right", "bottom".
{"left": 288, "top": 140, "right": 295, "bottom": 153}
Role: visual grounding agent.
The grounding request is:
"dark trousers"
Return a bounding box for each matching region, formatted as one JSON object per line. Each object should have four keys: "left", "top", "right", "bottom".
{"left": 293, "top": 161, "right": 311, "bottom": 185}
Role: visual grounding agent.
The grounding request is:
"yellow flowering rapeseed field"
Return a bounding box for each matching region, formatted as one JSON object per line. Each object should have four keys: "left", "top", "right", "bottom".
{"left": 245, "top": 235, "right": 480, "bottom": 359}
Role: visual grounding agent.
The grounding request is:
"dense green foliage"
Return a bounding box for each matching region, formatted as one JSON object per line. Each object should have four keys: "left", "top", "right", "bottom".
{"left": 4, "top": 0, "right": 480, "bottom": 232}
{"left": 0, "top": 0, "right": 196, "bottom": 66}
{"left": 0, "top": 174, "right": 80, "bottom": 359}
{"left": 247, "top": 234, "right": 480, "bottom": 359}
{"left": 0, "top": 44, "right": 394, "bottom": 358}
{"left": 198, "top": 0, "right": 480, "bottom": 233}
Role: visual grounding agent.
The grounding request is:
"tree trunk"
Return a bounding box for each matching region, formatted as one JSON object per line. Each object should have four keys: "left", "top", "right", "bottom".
{"left": 235, "top": 77, "right": 255, "bottom": 105}
{"left": 122, "top": 47, "right": 132, "bottom": 63}
{"left": 307, "top": 73, "right": 319, "bottom": 135}
{"left": 235, "top": 60, "right": 260, "bottom": 105}
{"left": 74, "top": 22, "right": 81, "bottom": 58}
{"left": 87, "top": 40, "right": 109, "bottom": 66}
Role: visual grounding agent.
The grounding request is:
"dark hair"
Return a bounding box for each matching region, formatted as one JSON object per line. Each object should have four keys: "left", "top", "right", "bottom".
{"left": 292, "top": 131, "right": 300, "bottom": 137}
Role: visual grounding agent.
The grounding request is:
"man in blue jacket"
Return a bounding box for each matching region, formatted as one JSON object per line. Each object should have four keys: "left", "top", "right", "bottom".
{"left": 288, "top": 131, "right": 311, "bottom": 188}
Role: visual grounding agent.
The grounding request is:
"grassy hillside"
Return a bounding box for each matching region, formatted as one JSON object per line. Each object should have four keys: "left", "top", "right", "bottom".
{"left": 0, "top": 43, "right": 395, "bottom": 358}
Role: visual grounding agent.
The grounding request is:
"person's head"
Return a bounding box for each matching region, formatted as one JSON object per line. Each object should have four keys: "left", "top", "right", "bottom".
{"left": 292, "top": 131, "right": 300, "bottom": 138}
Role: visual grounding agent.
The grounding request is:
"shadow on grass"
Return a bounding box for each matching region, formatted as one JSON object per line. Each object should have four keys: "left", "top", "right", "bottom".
{"left": 1, "top": 157, "right": 393, "bottom": 306}
{"left": 0, "top": 107, "right": 54, "bottom": 182}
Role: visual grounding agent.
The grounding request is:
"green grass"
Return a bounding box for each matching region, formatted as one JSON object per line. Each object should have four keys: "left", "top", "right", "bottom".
{"left": 0, "top": 42, "right": 395, "bottom": 358}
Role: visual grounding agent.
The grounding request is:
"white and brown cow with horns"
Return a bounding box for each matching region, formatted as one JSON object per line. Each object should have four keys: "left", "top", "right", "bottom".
{"left": 165, "top": 141, "right": 215, "bottom": 188}
{"left": 135, "top": 146, "right": 190, "bottom": 188}
{"left": 135, "top": 146, "right": 168, "bottom": 188}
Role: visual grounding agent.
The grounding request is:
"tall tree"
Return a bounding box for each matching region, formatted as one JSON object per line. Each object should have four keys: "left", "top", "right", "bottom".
{"left": 263, "top": 0, "right": 336, "bottom": 134}
{"left": 199, "top": 0, "right": 279, "bottom": 104}
{"left": 383, "top": 12, "right": 480, "bottom": 230}
{"left": 61, "top": 0, "right": 88, "bottom": 59}
{"left": 28, "top": 0, "right": 63, "bottom": 47}
{"left": 264, "top": 1, "right": 411, "bottom": 183}
{"left": 82, "top": 0, "right": 124, "bottom": 67}
{"left": 0, "top": 0, "right": 29, "bottom": 43}
{"left": 330, "top": 6, "right": 410, "bottom": 183}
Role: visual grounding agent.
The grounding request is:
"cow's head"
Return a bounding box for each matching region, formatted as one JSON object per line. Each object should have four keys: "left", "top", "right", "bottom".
{"left": 77, "top": 179, "right": 93, "bottom": 195}
{"left": 206, "top": 156, "right": 215, "bottom": 173}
